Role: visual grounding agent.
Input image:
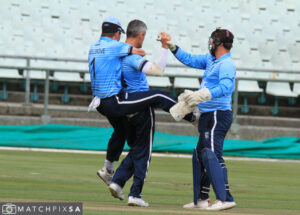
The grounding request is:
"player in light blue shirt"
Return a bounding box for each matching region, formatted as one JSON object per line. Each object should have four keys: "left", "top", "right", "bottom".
{"left": 109, "top": 20, "right": 170, "bottom": 207}
{"left": 164, "top": 29, "right": 237, "bottom": 211}
{"left": 92, "top": 18, "right": 195, "bottom": 206}
{"left": 88, "top": 17, "right": 146, "bottom": 99}
{"left": 121, "top": 54, "right": 149, "bottom": 93}
{"left": 170, "top": 44, "right": 236, "bottom": 114}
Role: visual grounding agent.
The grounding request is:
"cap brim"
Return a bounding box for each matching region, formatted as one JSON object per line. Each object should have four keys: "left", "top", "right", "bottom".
{"left": 119, "top": 27, "right": 125, "bottom": 34}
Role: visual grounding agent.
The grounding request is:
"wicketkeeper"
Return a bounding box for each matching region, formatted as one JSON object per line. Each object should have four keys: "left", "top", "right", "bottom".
{"left": 166, "top": 28, "right": 237, "bottom": 211}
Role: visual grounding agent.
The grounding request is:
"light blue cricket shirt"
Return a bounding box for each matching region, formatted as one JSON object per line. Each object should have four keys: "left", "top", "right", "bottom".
{"left": 88, "top": 37, "right": 132, "bottom": 98}
{"left": 173, "top": 47, "right": 236, "bottom": 113}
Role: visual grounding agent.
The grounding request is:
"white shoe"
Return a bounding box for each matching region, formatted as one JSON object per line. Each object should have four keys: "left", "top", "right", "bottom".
{"left": 108, "top": 183, "right": 124, "bottom": 200}
{"left": 206, "top": 200, "right": 236, "bottom": 211}
{"left": 128, "top": 196, "right": 149, "bottom": 207}
{"left": 183, "top": 199, "right": 210, "bottom": 209}
{"left": 97, "top": 168, "right": 113, "bottom": 186}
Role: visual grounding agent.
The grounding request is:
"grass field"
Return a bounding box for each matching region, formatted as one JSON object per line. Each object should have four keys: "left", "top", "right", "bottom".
{"left": 0, "top": 150, "right": 300, "bottom": 215}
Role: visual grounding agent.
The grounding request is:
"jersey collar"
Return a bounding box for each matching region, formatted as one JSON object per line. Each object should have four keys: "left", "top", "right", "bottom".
{"left": 100, "top": 36, "right": 113, "bottom": 42}
{"left": 215, "top": 52, "right": 231, "bottom": 62}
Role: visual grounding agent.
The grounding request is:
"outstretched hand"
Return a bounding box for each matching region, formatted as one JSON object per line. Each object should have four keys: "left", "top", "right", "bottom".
{"left": 157, "top": 32, "right": 172, "bottom": 49}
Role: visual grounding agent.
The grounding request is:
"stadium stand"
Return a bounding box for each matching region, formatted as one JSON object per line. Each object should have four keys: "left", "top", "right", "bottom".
{"left": 238, "top": 80, "right": 263, "bottom": 114}
{"left": 0, "top": 0, "right": 299, "bottom": 120}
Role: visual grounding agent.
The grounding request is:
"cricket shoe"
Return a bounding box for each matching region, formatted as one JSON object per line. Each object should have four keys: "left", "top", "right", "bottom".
{"left": 206, "top": 200, "right": 236, "bottom": 211}
{"left": 183, "top": 199, "right": 210, "bottom": 209}
{"left": 97, "top": 168, "right": 113, "bottom": 186}
{"left": 108, "top": 182, "right": 124, "bottom": 200}
{"left": 128, "top": 196, "right": 149, "bottom": 207}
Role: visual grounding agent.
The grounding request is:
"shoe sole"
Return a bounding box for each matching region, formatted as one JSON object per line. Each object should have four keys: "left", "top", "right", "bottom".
{"left": 128, "top": 202, "right": 148, "bottom": 207}
{"left": 96, "top": 171, "right": 110, "bottom": 186}
{"left": 222, "top": 203, "right": 236, "bottom": 210}
{"left": 108, "top": 186, "right": 124, "bottom": 200}
{"left": 207, "top": 203, "right": 236, "bottom": 211}
{"left": 183, "top": 206, "right": 208, "bottom": 210}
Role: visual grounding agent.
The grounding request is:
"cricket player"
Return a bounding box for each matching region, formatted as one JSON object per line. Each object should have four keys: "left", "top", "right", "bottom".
{"left": 107, "top": 20, "right": 170, "bottom": 207}
{"left": 89, "top": 17, "right": 195, "bottom": 196}
{"left": 166, "top": 28, "right": 237, "bottom": 211}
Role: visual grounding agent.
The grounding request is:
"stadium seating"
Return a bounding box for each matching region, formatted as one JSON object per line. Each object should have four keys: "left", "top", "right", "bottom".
{"left": 53, "top": 72, "right": 83, "bottom": 103}
{"left": 0, "top": 0, "right": 300, "bottom": 110}
{"left": 293, "top": 83, "right": 300, "bottom": 96}
{"left": 174, "top": 77, "right": 200, "bottom": 89}
{"left": 1, "top": 0, "right": 299, "bottom": 63}
{"left": 266, "top": 82, "right": 298, "bottom": 115}
{"left": 147, "top": 76, "right": 172, "bottom": 88}
{"left": 238, "top": 80, "right": 263, "bottom": 113}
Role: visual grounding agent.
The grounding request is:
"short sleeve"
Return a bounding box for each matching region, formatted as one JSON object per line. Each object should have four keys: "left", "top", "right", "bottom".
{"left": 127, "top": 54, "right": 147, "bottom": 71}
{"left": 116, "top": 42, "right": 133, "bottom": 57}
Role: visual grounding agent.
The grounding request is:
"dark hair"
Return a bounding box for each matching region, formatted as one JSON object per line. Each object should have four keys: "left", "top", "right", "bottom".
{"left": 126, "top": 19, "right": 147, "bottom": 38}
{"left": 211, "top": 28, "right": 234, "bottom": 50}
{"left": 101, "top": 32, "right": 118, "bottom": 38}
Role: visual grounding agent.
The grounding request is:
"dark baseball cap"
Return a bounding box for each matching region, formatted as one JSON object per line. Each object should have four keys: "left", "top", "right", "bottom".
{"left": 102, "top": 17, "right": 125, "bottom": 34}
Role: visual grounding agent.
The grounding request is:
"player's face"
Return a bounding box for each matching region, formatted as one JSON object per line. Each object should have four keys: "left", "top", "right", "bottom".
{"left": 116, "top": 31, "right": 121, "bottom": 41}
{"left": 208, "top": 37, "right": 217, "bottom": 56}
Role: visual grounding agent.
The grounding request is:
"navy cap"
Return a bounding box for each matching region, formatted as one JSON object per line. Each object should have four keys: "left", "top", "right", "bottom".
{"left": 102, "top": 17, "right": 125, "bottom": 34}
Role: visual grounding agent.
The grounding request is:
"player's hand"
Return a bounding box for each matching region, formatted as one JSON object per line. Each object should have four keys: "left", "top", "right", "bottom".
{"left": 178, "top": 89, "right": 193, "bottom": 103}
{"left": 157, "top": 32, "right": 171, "bottom": 49}
{"left": 185, "top": 88, "right": 212, "bottom": 106}
{"left": 132, "top": 47, "right": 146, "bottom": 56}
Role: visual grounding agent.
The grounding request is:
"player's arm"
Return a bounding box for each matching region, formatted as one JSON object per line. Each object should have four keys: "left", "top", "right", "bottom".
{"left": 135, "top": 32, "right": 170, "bottom": 76}
{"left": 163, "top": 34, "right": 207, "bottom": 69}
{"left": 117, "top": 42, "right": 146, "bottom": 57}
{"left": 209, "top": 61, "right": 236, "bottom": 98}
{"left": 132, "top": 47, "right": 146, "bottom": 56}
{"left": 141, "top": 47, "right": 168, "bottom": 76}
{"left": 184, "top": 61, "right": 236, "bottom": 106}
{"left": 128, "top": 47, "right": 167, "bottom": 76}
{"left": 171, "top": 45, "right": 207, "bottom": 69}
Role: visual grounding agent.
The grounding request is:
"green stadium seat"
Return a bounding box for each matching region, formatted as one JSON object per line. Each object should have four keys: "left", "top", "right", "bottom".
{"left": 238, "top": 80, "right": 263, "bottom": 113}
{"left": 266, "top": 82, "right": 298, "bottom": 115}
{"left": 53, "top": 72, "right": 84, "bottom": 103}
{"left": 147, "top": 76, "right": 172, "bottom": 88}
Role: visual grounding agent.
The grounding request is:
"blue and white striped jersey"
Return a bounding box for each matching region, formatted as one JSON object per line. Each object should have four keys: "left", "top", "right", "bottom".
{"left": 121, "top": 54, "right": 149, "bottom": 93}
{"left": 88, "top": 37, "right": 132, "bottom": 98}
{"left": 173, "top": 48, "right": 236, "bottom": 113}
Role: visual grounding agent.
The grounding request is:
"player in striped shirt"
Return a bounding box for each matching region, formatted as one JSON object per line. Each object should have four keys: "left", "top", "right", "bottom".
{"left": 90, "top": 18, "right": 196, "bottom": 204}
{"left": 108, "top": 20, "right": 170, "bottom": 207}
{"left": 166, "top": 28, "right": 237, "bottom": 211}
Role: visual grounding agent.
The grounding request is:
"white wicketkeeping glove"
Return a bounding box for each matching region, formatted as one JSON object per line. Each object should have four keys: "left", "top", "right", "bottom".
{"left": 169, "top": 90, "right": 195, "bottom": 121}
{"left": 191, "top": 107, "right": 200, "bottom": 127}
{"left": 178, "top": 89, "right": 193, "bottom": 103}
{"left": 185, "top": 88, "right": 212, "bottom": 107}
{"left": 170, "top": 101, "right": 194, "bottom": 121}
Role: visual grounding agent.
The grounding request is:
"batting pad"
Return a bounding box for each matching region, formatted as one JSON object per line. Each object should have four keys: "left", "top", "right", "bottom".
{"left": 201, "top": 148, "right": 226, "bottom": 202}
{"left": 192, "top": 149, "right": 201, "bottom": 205}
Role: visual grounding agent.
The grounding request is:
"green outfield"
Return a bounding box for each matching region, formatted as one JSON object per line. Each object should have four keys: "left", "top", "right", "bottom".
{"left": 0, "top": 150, "right": 300, "bottom": 215}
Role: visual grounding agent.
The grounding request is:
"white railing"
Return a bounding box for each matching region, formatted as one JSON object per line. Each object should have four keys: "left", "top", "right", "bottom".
{"left": 0, "top": 55, "right": 300, "bottom": 134}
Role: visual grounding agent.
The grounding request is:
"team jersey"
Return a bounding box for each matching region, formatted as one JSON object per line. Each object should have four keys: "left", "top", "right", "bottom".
{"left": 173, "top": 47, "right": 236, "bottom": 113}
{"left": 88, "top": 37, "right": 132, "bottom": 98}
{"left": 121, "top": 54, "right": 149, "bottom": 93}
